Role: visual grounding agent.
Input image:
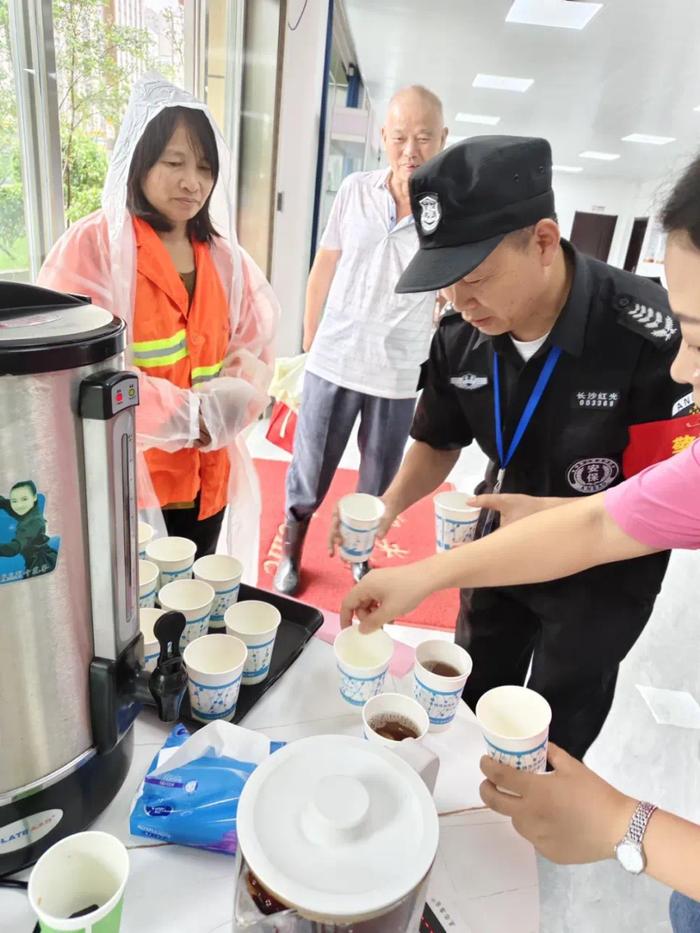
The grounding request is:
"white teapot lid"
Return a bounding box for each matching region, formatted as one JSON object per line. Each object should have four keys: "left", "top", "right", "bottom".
{"left": 236, "top": 734, "right": 439, "bottom": 921}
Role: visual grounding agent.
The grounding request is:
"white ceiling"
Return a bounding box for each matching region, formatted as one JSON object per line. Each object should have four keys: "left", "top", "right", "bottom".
{"left": 344, "top": 0, "right": 700, "bottom": 183}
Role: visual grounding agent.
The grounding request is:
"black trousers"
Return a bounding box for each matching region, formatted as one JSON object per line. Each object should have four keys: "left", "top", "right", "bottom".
{"left": 457, "top": 552, "right": 670, "bottom": 760}
{"left": 163, "top": 502, "right": 226, "bottom": 560}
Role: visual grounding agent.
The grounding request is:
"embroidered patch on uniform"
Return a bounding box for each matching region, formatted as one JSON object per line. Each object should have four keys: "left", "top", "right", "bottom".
{"left": 573, "top": 391, "right": 620, "bottom": 410}
{"left": 567, "top": 457, "right": 619, "bottom": 494}
{"left": 616, "top": 296, "right": 677, "bottom": 343}
{"left": 450, "top": 372, "right": 488, "bottom": 390}
{"left": 419, "top": 193, "right": 441, "bottom": 235}
{"left": 672, "top": 391, "right": 695, "bottom": 417}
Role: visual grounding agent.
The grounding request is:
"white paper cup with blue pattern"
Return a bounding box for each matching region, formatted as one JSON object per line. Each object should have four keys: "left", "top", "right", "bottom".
{"left": 475, "top": 686, "right": 552, "bottom": 787}
{"left": 433, "top": 492, "right": 480, "bottom": 552}
{"left": 146, "top": 536, "right": 196, "bottom": 587}
{"left": 193, "top": 554, "right": 243, "bottom": 630}
{"left": 183, "top": 633, "right": 247, "bottom": 723}
{"left": 138, "top": 560, "right": 159, "bottom": 609}
{"left": 138, "top": 520, "right": 154, "bottom": 559}
{"left": 139, "top": 608, "right": 164, "bottom": 673}
{"left": 413, "top": 640, "right": 473, "bottom": 733}
{"left": 224, "top": 600, "right": 281, "bottom": 685}
{"left": 338, "top": 493, "right": 385, "bottom": 563}
{"left": 158, "top": 578, "right": 215, "bottom": 651}
{"left": 333, "top": 625, "right": 394, "bottom": 707}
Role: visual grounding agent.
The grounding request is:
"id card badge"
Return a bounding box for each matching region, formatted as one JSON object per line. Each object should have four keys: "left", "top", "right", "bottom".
{"left": 473, "top": 468, "right": 505, "bottom": 540}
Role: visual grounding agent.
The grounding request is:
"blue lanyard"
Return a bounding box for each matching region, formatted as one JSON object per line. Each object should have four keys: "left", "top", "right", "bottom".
{"left": 493, "top": 345, "right": 562, "bottom": 473}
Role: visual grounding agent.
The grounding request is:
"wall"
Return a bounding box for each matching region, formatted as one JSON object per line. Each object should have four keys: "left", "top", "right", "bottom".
{"left": 270, "top": 0, "right": 331, "bottom": 357}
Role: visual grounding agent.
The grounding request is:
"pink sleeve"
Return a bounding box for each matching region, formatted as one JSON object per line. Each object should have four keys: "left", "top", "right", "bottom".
{"left": 605, "top": 440, "right": 700, "bottom": 550}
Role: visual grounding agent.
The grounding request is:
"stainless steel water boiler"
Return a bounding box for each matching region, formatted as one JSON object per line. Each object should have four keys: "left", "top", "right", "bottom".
{"left": 0, "top": 282, "right": 153, "bottom": 874}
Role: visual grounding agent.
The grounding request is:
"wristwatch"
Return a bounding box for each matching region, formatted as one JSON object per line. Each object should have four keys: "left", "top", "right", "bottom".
{"left": 614, "top": 800, "right": 657, "bottom": 874}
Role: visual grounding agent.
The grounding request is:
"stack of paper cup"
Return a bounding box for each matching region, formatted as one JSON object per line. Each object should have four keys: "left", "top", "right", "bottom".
{"left": 139, "top": 608, "right": 164, "bottom": 673}
{"left": 183, "top": 633, "right": 247, "bottom": 723}
{"left": 193, "top": 554, "right": 243, "bottom": 630}
{"left": 138, "top": 560, "right": 159, "bottom": 609}
{"left": 224, "top": 600, "right": 282, "bottom": 685}
{"left": 476, "top": 685, "right": 552, "bottom": 776}
{"left": 145, "top": 536, "right": 196, "bottom": 587}
{"left": 333, "top": 626, "right": 394, "bottom": 706}
{"left": 28, "top": 831, "right": 129, "bottom": 933}
{"left": 433, "top": 491, "right": 480, "bottom": 552}
{"left": 158, "top": 579, "right": 215, "bottom": 650}
{"left": 137, "top": 521, "right": 154, "bottom": 559}
{"left": 338, "top": 493, "right": 385, "bottom": 563}
{"left": 413, "top": 640, "right": 473, "bottom": 732}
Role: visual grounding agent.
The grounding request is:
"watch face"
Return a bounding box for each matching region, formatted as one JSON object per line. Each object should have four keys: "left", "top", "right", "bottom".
{"left": 616, "top": 840, "right": 645, "bottom": 874}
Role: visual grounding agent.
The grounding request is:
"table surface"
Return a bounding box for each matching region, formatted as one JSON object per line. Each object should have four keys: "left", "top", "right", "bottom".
{"left": 2, "top": 635, "right": 539, "bottom": 933}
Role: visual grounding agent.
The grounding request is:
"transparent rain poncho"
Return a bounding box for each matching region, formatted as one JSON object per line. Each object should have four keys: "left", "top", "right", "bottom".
{"left": 38, "top": 75, "right": 279, "bottom": 581}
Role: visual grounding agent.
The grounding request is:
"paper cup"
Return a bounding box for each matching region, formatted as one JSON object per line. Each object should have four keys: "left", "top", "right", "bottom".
{"left": 333, "top": 626, "right": 394, "bottom": 707}
{"left": 224, "top": 600, "right": 281, "bottom": 686}
{"left": 433, "top": 491, "right": 480, "bottom": 552}
{"left": 193, "top": 554, "right": 244, "bottom": 630}
{"left": 476, "top": 685, "right": 552, "bottom": 778}
{"left": 158, "top": 579, "right": 215, "bottom": 650}
{"left": 28, "top": 831, "right": 129, "bottom": 933}
{"left": 145, "top": 536, "right": 196, "bottom": 586}
{"left": 139, "top": 608, "right": 164, "bottom": 673}
{"left": 413, "top": 640, "right": 473, "bottom": 733}
{"left": 362, "top": 693, "right": 429, "bottom": 748}
{"left": 338, "top": 493, "right": 385, "bottom": 563}
{"left": 183, "top": 633, "right": 247, "bottom": 723}
{"left": 138, "top": 560, "right": 159, "bottom": 609}
{"left": 137, "top": 521, "right": 154, "bottom": 559}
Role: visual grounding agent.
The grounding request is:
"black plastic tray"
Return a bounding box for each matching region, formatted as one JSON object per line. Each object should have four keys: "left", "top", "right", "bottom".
{"left": 177, "top": 583, "right": 323, "bottom": 727}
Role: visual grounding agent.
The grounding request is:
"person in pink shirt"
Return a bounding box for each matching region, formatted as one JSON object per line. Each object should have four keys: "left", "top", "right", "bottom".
{"left": 341, "top": 156, "right": 700, "bottom": 924}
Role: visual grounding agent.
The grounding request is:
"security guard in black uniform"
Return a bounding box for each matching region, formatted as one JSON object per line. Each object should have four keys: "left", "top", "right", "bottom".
{"left": 382, "top": 136, "right": 691, "bottom": 759}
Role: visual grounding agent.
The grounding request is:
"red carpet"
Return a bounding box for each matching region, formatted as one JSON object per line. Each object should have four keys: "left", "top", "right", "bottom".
{"left": 256, "top": 458, "right": 458, "bottom": 631}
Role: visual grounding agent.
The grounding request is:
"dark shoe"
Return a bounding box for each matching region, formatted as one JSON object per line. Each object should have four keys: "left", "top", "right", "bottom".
{"left": 274, "top": 518, "right": 310, "bottom": 596}
{"left": 351, "top": 560, "right": 370, "bottom": 583}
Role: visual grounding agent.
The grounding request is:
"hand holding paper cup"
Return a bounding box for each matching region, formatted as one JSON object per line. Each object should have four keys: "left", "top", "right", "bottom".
{"left": 433, "top": 491, "right": 480, "bottom": 552}
{"left": 224, "top": 599, "right": 281, "bottom": 685}
{"left": 337, "top": 493, "right": 385, "bottom": 563}
{"left": 28, "top": 831, "right": 129, "bottom": 933}
{"left": 476, "top": 685, "right": 552, "bottom": 787}
{"left": 334, "top": 625, "right": 394, "bottom": 706}
{"left": 183, "top": 633, "right": 247, "bottom": 723}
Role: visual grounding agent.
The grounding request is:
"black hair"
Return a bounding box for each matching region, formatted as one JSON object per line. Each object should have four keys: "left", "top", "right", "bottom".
{"left": 126, "top": 106, "right": 220, "bottom": 243}
{"left": 10, "top": 481, "right": 37, "bottom": 498}
{"left": 661, "top": 154, "right": 700, "bottom": 249}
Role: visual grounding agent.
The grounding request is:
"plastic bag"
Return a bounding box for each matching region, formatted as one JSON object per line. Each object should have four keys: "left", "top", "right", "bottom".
{"left": 129, "top": 721, "right": 283, "bottom": 855}
{"left": 268, "top": 353, "right": 307, "bottom": 412}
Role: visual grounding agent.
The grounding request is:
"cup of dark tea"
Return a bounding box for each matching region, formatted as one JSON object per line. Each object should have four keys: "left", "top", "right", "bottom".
{"left": 413, "top": 640, "right": 473, "bottom": 733}
{"left": 362, "top": 693, "right": 430, "bottom": 748}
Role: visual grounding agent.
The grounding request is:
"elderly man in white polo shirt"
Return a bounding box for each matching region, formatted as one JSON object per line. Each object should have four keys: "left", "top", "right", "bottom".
{"left": 275, "top": 85, "right": 448, "bottom": 595}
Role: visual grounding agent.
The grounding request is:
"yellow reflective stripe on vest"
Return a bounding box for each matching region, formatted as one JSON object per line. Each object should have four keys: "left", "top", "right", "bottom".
{"left": 132, "top": 329, "right": 188, "bottom": 369}
{"left": 191, "top": 361, "right": 224, "bottom": 385}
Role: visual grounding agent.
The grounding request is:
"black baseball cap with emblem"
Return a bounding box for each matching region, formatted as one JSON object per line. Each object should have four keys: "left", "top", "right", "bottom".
{"left": 396, "top": 135, "right": 555, "bottom": 294}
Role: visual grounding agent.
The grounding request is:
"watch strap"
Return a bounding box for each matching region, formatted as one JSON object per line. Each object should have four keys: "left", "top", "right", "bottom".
{"left": 625, "top": 801, "right": 657, "bottom": 846}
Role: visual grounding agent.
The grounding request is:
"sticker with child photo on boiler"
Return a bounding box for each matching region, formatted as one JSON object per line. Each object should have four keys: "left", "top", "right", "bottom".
{"left": 0, "top": 479, "right": 60, "bottom": 586}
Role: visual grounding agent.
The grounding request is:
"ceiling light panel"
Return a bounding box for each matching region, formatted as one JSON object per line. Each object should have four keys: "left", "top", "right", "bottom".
{"left": 622, "top": 133, "right": 675, "bottom": 146}
{"left": 472, "top": 73, "right": 534, "bottom": 92}
{"left": 579, "top": 150, "right": 620, "bottom": 161}
{"left": 506, "top": 0, "right": 603, "bottom": 30}
{"left": 455, "top": 112, "right": 501, "bottom": 126}
{"left": 553, "top": 164, "right": 583, "bottom": 173}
